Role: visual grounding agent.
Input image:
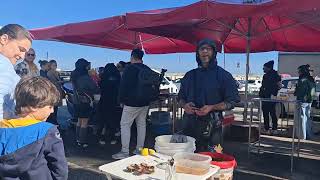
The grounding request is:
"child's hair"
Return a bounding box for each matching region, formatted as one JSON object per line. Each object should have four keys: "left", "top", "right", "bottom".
{"left": 49, "top": 59, "right": 57, "bottom": 65}
{"left": 38, "top": 60, "right": 49, "bottom": 67}
{"left": 15, "top": 76, "right": 60, "bottom": 115}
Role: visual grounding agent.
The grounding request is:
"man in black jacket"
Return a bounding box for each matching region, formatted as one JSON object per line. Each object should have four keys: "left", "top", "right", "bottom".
{"left": 112, "top": 49, "right": 150, "bottom": 160}
{"left": 179, "top": 39, "right": 240, "bottom": 152}
{"left": 259, "top": 60, "right": 281, "bottom": 134}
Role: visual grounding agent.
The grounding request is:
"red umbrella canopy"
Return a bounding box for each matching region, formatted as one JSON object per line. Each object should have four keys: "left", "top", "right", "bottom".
{"left": 30, "top": 15, "right": 196, "bottom": 54}
{"left": 126, "top": 0, "right": 320, "bottom": 53}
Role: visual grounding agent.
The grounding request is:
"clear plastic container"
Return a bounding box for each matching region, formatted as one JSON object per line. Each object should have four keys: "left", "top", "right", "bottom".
{"left": 173, "top": 153, "right": 212, "bottom": 175}
{"left": 211, "top": 168, "right": 234, "bottom": 180}
{"left": 151, "top": 111, "right": 171, "bottom": 125}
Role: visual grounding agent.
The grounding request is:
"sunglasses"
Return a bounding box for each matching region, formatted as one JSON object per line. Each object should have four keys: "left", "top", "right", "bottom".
{"left": 27, "top": 54, "right": 35, "bottom": 57}
{"left": 199, "top": 46, "right": 213, "bottom": 52}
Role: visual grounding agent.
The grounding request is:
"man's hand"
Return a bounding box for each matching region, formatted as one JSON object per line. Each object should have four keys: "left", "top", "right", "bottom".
{"left": 195, "top": 105, "right": 214, "bottom": 116}
{"left": 183, "top": 102, "right": 196, "bottom": 114}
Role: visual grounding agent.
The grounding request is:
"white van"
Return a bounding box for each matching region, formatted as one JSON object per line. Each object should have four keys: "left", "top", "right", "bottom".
{"left": 238, "top": 80, "right": 262, "bottom": 93}
{"left": 152, "top": 69, "right": 179, "bottom": 94}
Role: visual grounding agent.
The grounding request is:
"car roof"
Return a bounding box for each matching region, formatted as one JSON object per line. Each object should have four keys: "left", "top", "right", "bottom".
{"left": 282, "top": 77, "right": 299, "bottom": 81}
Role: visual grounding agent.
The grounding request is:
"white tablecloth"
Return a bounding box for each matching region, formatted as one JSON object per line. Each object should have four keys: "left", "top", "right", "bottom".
{"left": 99, "top": 154, "right": 220, "bottom": 180}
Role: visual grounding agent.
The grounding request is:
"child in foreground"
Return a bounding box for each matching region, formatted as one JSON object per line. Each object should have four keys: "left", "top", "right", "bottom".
{"left": 0, "top": 76, "right": 68, "bottom": 180}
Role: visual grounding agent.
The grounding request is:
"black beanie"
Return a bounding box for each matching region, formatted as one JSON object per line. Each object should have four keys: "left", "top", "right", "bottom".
{"left": 298, "top": 64, "right": 310, "bottom": 74}
{"left": 264, "top": 60, "right": 274, "bottom": 69}
{"left": 196, "top": 39, "right": 217, "bottom": 66}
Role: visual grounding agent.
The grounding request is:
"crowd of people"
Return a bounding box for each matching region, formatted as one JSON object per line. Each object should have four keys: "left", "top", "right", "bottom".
{"left": 0, "top": 23, "right": 317, "bottom": 180}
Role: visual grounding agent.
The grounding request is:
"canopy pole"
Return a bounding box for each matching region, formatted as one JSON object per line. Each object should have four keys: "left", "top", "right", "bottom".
{"left": 223, "top": 44, "right": 226, "bottom": 69}
{"left": 243, "top": 18, "right": 252, "bottom": 123}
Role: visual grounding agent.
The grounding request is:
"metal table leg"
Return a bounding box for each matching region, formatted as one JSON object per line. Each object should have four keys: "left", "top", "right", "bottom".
{"left": 297, "top": 104, "right": 301, "bottom": 158}
{"left": 280, "top": 103, "right": 283, "bottom": 131}
{"left": 291, "top": 102, "right": 300, "bottom": 173}
{"left": 258, "top": 100, "right": 262, "bottom": 154}
{"left": 172, "top": 96, "right": 177, "bottom": 134}
{"left": 291, "top": 111, "right": 295, "bottom": 173}
{"left": 248, "top": 102, "right": 254, "bottom": 157}
{"left": 287, "top": 103, "right": 290, "bottom": 128}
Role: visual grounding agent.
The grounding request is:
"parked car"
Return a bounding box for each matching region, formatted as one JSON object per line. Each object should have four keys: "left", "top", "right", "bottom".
{"left": 62, "top": 69, "right": 179, "bottom": 94}
{"left": 152, "top": 69, "right": 179, "bottom": 94}
{"left": 238, "top": 80, "right": 262, "bottom": 93}
{"left": 58, "top": 70, "right": 72, "bottom": 82}
{"left": 276, "top": 77, "right": 320, "bottom": 118}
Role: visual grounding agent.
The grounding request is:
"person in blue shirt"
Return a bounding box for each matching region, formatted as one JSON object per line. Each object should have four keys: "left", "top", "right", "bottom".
{"left": 0, "top": 24, "right": 32, "bottom": 120}
{"left": 178, "top": 39, "right": 240, "bottom": 152}
{"left": 0, "top": 76, "right": 68, "bottom": 180}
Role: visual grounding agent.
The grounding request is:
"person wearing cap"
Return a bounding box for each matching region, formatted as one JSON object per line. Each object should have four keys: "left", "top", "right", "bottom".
{"left": 259, "top": 60, "right": 281, "bottom": 134}
{"left": 294, "top": 65, "right": 316, "bottom": 140}
{"left": 178, "top": 39, "right": 240, "bottom": 152}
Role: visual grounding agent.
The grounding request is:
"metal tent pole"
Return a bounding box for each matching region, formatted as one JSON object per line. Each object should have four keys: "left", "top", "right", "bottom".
{"left": 223, "top": 44, "right": 226, "bottom": 69}
{"left": 243, "top": 18, "right": 252, "bottom": 122}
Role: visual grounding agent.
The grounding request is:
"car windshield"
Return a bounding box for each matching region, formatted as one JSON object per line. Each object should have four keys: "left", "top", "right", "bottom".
{"left": 282, "top": 79, "right": 320, "bottom": 92}
{"left": 282, "top": 79, "right": 298, "bottom": 89}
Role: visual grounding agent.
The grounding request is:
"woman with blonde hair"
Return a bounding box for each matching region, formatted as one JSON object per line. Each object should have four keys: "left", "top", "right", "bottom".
{"left": 15, "top": 48, "right": 39, "bottom": 77}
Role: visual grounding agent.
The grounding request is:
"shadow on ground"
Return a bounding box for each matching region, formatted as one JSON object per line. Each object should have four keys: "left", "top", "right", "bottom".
{"left": 58, "top": 106, "right": 320, "bottom": 180}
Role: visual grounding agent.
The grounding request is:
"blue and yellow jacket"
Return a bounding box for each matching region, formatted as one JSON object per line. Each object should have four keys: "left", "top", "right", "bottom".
{"left": 0, "top": 118, "right": 68, "bottom": 180}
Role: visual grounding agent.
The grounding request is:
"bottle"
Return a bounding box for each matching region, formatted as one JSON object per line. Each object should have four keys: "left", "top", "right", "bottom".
{"left": 165, "top": 159, "right": 176, "bottom": 180}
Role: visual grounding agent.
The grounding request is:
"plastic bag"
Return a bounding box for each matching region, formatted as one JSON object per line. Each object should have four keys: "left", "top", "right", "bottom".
{"left": 170, "top": 134, "right": 188, "bottom": 143}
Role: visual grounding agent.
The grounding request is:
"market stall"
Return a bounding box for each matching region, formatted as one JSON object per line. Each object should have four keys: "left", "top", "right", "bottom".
{"left": 248, "top": 98, "right": 301, "bottom": 173}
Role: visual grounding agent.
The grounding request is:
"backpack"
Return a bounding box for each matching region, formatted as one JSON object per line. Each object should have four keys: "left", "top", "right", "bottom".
{"left": 133, "top": 64, "right": 166, "bottom": 104}
{"left": 71, "top": 79, "right": 93, "bottom": 107}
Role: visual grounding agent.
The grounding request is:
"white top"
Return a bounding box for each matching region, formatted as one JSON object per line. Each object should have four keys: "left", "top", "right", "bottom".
{"left": 0, "top": 54, "right": 20, "bottom": 120}
{"left": 15, "top": 61, "right": 39, "bottom": 77}
{"left": 99, "top": 155, "right": 220, "bottom": 180}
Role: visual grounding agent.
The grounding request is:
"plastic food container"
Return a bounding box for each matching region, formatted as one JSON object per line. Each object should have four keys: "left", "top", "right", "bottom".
{"left": 173, "top": 152, "right": 212, "bottom": 175}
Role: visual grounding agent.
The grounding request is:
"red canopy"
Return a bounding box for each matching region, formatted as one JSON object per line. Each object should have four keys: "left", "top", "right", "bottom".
{"left": 126, "top": 0, "right": 320, "bottom": 120}
{"left": 30, "top": 15, "right": 196, "bottom": 54}
{"left": 126, "top": 0, "right": 320, "bottom": 53}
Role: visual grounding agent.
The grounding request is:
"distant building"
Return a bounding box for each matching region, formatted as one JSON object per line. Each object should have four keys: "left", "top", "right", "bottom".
{"left": 278, "top": 52, "right": 320, "bottom": 77}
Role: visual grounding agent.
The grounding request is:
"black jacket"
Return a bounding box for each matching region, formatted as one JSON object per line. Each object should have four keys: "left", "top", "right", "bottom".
{"left": 119, "top": 63, "right": 150, "bottom": 107}
{"left": 178, "top": 61, "right": 240, "bottom": 110}
{"left": 259, "top": 70, "right": 281, "bottom": 98}
{"left": 99, "top": 73, "right": 120, "bottom": 107}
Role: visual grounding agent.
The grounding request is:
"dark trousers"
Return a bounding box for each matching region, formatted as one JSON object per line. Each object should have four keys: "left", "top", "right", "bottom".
{"left": 184, "top": 114, "right": 222, "bottom": 152}
{"left": 262, "top": 102, "right": 278, "bottom": 130}
{"left": 47, "top": 106, "right": 59, "bottom": 125}
{"left": 97, "top": 105, "right": 120, "bottom": 141}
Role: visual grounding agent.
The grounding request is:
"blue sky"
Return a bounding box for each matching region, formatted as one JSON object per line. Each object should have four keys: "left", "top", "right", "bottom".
{"left": 1, "top": 0, "right": 278, "bottom": 74}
